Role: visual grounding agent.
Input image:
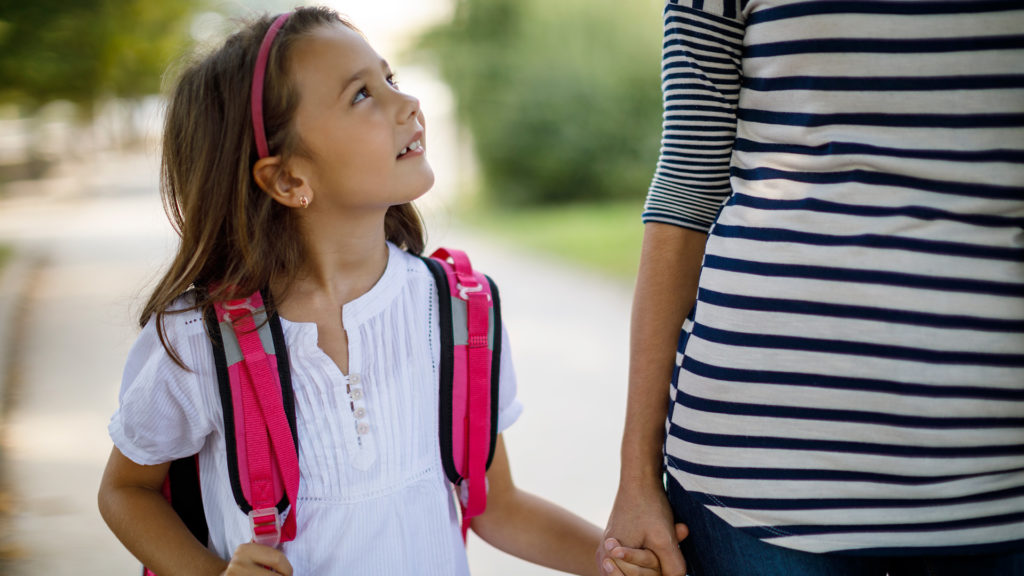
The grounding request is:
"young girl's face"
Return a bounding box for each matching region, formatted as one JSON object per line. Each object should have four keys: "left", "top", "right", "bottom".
{"left": 288, "top": 23, "right": 433, "bottom": 213}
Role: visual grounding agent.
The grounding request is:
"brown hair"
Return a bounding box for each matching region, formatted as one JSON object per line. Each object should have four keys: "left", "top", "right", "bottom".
{"left": 143, "top": 6, "right": 425, "bottom": 366}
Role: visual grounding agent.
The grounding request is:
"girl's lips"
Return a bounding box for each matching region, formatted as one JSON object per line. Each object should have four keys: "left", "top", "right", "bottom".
{"left": 397, "top": 129, "right": 424, "bottom": 158}
{"left": 397, "top": 140, "right": 424, "bottom": 159}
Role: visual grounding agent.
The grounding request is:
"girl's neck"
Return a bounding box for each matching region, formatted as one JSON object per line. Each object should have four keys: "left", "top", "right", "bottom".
{"left": 280, "top": 210, "right": 391, "bottom": 311}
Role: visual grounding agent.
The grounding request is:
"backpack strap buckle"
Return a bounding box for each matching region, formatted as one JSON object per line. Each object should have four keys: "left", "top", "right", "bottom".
{"left": 222, "top": 298, "right": 259, "bottom": 313}
{"left": 458, "top": 282, "right": 490, "bottom": 302}
{"left": 221, "top": 296, "right": 260, "bottom": 323}
{"left": 249, "top": 507, "right": 282, "bottom": 548}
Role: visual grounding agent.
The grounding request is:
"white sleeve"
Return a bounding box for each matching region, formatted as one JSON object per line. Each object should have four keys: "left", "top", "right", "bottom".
{"left": 496, "top": 323, "right": 523, "bottom": 433}
{"left": 108, "top": 310, "right": 216, "bottom": 465}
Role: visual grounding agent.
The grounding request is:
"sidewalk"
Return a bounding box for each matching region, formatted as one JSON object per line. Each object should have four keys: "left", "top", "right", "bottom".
{"left": 0, "top": 150, "right": 636, "bottom": 575}
{"left": 0, "top": 150, "right": 178, "bottom": 575}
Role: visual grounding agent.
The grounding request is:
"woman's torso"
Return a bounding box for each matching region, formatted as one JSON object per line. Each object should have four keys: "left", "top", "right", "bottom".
{"left": 667, "top": 0, "right": 1024, "bottom": 555}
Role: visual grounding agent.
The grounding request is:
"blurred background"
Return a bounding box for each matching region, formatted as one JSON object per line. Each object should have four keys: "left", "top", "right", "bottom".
{"left": 0, "top": 0, "right": 663, "bottom": 573}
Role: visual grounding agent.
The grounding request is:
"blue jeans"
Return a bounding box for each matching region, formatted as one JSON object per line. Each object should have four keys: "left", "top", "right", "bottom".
{"left": 666, "top": 475, "right": 1024, "bottom": 576}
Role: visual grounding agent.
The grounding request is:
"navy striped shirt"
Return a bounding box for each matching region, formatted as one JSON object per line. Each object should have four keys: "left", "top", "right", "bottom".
{"left": 646, "top": 0, "right": 1024, "bottom": 555}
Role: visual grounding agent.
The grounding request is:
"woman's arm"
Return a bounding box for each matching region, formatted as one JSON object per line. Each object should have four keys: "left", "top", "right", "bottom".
{"left": 602, "top": 0, "right": 747, "bottom": 569}
{"left": 599, "top": 223, "right": 707, "bottom": 576}
{"left": 98, "top": 447, "right": 229, "bottom": 576}
{"left": 621, "top": 223, "right": 706, "bottom": 487}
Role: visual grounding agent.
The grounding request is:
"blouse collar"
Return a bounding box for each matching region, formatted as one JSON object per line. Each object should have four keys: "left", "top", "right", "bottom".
{"left": 340, "top": 241, "right": 406, "bottom": 328}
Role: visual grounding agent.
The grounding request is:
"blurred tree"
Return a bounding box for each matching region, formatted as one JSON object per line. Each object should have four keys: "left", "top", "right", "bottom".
{"left": 419, "top": 0, "right": 663, "bottom": 205}
{"left": 0, "top": 0, "right": 203, "bottom": 114}
{"left": 104, "top": 1, "right": 203, "bottom": 101}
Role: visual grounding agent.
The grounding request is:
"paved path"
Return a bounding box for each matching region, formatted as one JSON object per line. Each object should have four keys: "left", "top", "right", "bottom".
{"left": 0, "top": 150, "right": 637, "bottom": 575}
{"left": 0, "top": 151, "right": 180, "bottom": 575}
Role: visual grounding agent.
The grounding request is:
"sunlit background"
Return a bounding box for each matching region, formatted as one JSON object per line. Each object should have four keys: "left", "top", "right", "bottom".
{"left": 0, "top": 0, "right": 663, "bottom": 573}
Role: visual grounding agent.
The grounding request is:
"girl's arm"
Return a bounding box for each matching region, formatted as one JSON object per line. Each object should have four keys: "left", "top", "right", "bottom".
{"left": 98, "top": 447, "right": 227, "bottom": 575}
{"left": 471, "top": 435, "right": 661, "bottom": 576}
{"left": 98, "top": 447, "right": 292, "bottom": 576}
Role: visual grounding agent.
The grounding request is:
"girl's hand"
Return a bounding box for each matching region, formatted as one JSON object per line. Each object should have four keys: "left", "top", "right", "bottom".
{"left": 602, "top": 538, "right": 664, "bottom": 576}
{"left": 221, "top": 543, "right": 293, "bottom": 576}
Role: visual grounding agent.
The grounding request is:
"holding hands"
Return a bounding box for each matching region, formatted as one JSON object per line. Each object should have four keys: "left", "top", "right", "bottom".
{"left": 597, "top": 481, "right": 689, "bottom": 576}
{"left": 602, "top": 535, "right": 688, "bottom": 576}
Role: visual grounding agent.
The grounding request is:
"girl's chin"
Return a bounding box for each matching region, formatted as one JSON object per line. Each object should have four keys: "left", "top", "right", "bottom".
{"left": 397, "top": 175, "right": 435, "bottom": 205}
{"left": 414, "top": 168, "right": 436, "bottom": 193}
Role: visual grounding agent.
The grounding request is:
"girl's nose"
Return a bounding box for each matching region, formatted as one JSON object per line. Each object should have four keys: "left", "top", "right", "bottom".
{"left": 397, "top": 91, "right": 420, "bottom": 124}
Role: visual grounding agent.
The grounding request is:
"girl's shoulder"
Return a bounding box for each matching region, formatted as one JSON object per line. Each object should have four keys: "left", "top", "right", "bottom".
{"left": 397, "top": 244, "right": 434, "bottom": 276}
{"left": 389, "top": 243, "right": 444, "bottom": 295}
{"left": 113, "top": 290, "right": 220, "bottom": 464}
{"left": 126, "top": 291, "right": 208, "bottom": 375}
{"left": 402, "top": 246, "right": 500, "bottom": 295}
{"left": 147, "top": 291, "right": 207, "bottom": 340}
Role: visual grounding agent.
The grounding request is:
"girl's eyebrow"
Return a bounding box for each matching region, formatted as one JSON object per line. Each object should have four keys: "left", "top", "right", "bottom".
{"left": 340, "top": 58, "right": 392, "bottom": 93}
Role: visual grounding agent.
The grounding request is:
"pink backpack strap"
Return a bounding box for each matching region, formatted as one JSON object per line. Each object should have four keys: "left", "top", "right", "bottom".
{"left": 213, "top": 292, "right": 300, "bottom": 547}
{"left": 425, "top": 248, "right": 501, "bottom": 540}
{"left": 143, "top": 291, "right": 299, "bottom": 575}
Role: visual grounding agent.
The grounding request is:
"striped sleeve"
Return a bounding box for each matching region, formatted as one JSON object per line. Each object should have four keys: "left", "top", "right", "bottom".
{"left": 643, "top": 0, "right": 747, "bottom": 232}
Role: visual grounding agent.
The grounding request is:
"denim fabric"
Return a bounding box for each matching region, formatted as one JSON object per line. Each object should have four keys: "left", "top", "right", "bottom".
{"left": 666, "top": 475, "right": 1024, "bottom": 576}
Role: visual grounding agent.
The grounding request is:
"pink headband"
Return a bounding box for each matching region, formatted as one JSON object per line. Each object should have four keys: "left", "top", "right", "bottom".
{"left": 251, "top": 12, "right": 293, "bottom": 159}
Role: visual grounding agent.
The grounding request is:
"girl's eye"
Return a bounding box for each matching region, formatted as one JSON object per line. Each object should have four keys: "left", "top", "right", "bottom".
{"left": 352, "top": 73, "right": 398, "bottom": 105}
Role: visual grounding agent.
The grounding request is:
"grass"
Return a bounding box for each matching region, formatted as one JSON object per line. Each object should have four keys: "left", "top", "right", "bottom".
{"left": 458, "top": 201, "right": 644, "bottom": 280}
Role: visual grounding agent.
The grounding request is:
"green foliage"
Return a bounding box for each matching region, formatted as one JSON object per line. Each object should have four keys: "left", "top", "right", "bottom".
{"left": 419, "top": 0, "right": 663, "bottom": 206}
{"left": 461, "top": 201, "right": 644, "bottom": 279}
{"left": 103, "top": 1, "right": 202, "bottom": 100}
{"left": 0, "top": 0, "right": 203, "bottom": 112}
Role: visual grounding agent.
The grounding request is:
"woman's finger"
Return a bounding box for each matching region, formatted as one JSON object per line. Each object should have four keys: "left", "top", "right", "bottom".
{"left": 675, "top": 523, "right": 689, "bottom": 542}
{"left": 646, "top": 534, "right": 686, "bottom": 576}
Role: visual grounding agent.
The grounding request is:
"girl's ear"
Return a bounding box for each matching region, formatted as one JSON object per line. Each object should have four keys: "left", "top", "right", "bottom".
{"left": 253, "top": 156, "right": 311, "bottom": 208}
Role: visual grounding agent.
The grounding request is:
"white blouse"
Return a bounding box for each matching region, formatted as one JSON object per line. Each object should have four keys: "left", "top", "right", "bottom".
{"left": 109, "top": 243, "right": 523, "bottom": 575}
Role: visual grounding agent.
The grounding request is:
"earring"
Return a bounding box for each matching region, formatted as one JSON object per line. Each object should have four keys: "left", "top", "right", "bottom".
{"left": 299, "top": 196, "right": 309, "bottom": 208}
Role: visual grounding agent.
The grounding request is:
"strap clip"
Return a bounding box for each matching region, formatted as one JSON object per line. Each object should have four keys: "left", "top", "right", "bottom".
{"left": 458, "top": 477, "right": 490, "bottom": 510}
{"left": 457, "top": 282, "right": 490, "bottom": 302}
{"left": 222, "top": 297, "right": 260, "bottom": 324}
{"left": 223, "top": 298, "right": 259, "bottom": 313}
{"left": 249, "top": 507, "right": 282, "bottom": 548}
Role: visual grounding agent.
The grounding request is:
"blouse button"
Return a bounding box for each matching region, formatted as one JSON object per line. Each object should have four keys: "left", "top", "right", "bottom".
{"left": 349, "top": 373, "right": 362, "bottom": 385}
{"left": 350, "top": 388, "right": 363, "bottom": 400}
{"left": 357, "top": 422, "right": 370, "bottom": 435}
{"left": 354, "top": 407, "right": 366, "bottom": 419}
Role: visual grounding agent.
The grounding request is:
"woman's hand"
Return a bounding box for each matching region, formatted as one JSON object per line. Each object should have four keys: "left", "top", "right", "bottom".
{"left": 221, "top": 543, "right": 293, "bottom": 576}
{"left": 598, "top": 482, "right": 688, "bottom": 576}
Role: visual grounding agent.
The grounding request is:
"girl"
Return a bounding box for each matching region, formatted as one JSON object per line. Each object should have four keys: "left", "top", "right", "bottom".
{"left": 97, "top": 7, "right": 669, "bottom": 576}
